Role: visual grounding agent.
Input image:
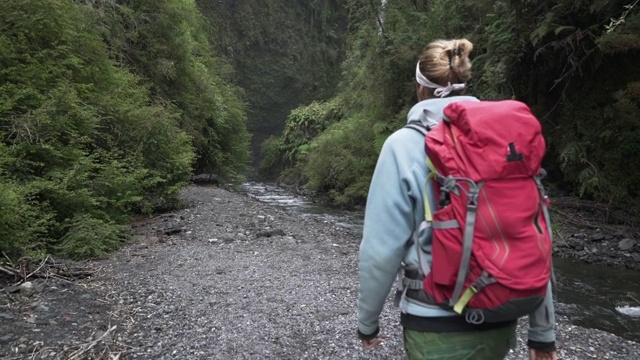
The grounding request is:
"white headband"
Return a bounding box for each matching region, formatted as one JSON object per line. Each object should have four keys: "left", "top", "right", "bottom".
{"left": 415, "top": 62, "right": 466, "bottom": 98}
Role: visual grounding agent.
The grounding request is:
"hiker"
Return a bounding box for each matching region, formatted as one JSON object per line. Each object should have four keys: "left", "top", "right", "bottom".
{"left": 356, "top": 38, "right": 558, "bottom": 360}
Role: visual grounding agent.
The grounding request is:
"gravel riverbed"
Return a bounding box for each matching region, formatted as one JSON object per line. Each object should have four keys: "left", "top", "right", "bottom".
{"left": 1, "top": 184, "right": 639, "bottom": 359}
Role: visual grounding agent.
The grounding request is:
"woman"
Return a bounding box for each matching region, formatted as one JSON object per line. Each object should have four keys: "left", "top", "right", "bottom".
{"left": 356, "top": 38, "right": 558, "bottom": 360}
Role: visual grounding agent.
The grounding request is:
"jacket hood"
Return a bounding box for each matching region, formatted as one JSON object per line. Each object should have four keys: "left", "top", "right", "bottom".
{"left": 406, "top": 96, "right": 479, "bottom": 128}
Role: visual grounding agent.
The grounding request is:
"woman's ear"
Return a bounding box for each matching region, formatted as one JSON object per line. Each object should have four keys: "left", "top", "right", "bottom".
{"left": 417, "top": 85, "right": 429, "bottom": 101}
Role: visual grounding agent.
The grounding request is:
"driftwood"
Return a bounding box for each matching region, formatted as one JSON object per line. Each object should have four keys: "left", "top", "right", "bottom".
{"left": 67, "top": 325, "right": 118, "bottom": 360}
{"left": 0, "top": 255, "right": 95, "bottom": 285}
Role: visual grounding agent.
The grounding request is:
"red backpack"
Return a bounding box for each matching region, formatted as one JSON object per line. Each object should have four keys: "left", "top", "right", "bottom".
{"left": 406, "top": 100, "right": 553, "bottom": 324}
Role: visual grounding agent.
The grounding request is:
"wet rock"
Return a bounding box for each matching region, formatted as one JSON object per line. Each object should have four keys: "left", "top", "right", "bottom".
{"left": 271, "top": 229, "right": 286, "bottom": 237}
{"left": 163, "top": 226, "right": 184, "bottom": 236}
{"left": 256, "top": 229, "right": 286, "bottom": 238}
{"left": 19, "top": 282, "right": 35, "bottom": 297}
{"left": 218, "top": 233, "right": 236, "bottom": 243}
{"left": 619, "top": 238, "right": 636, "bottom": 251}
{"left": 0, "top": 311, "right": 15, "bottom": 320}
{"left": 0, "top": 334, "right": 13, "bottom": 344}
{"left": 614, "top": 230, "right": 628, "bottom": 238}
{"left": 33, "top": 302, "right": 50, "bottom": 313}
{"left": 590, "top": 232, "right": 605, "bottom": 242}
{"left": 5, "top": 285, "right": 20, "bottom": 293}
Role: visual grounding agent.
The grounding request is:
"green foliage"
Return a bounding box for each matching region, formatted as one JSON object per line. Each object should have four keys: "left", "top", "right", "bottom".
{"left": 258, "top": 136, "right": 284, "bottom": 180}
{"left": 96, "top": 0, "right": 250, "bottom": 180}
{"left": 264, "top": 0, "right": 640, "bottom": 214}
{"left": 196, "top": 0, "right": 349, "bottom": 162}
{"left": 264, "top": 0, "right": 490, "bottom": 204}
{"left": 524, "top": 1, "right": 640, "bottom": 209}
{"left": 281, "top": 100, "right": 344, "bottom": 162}
{"left": 259, "top": 99, "right": 343, "bottom": 182}
{"left": 0, "top": 0, "right": 216, "bottom": 260}
{"left": 304, "top": 113, "right": 377, "bottom": 206}
{"left": 599, "top": 1, "right": 640, "bottom": 53}
{"left": 557, "top": 81, "right": 640, "bottom": 204}
{"left": 57, "top": 214, "right": 125, "bottom": 260}
{"left": 470, "top": 3, "right": 524, "bottom": 100}
{"left": 0, "top": 174, "right": 51, "bottom": 259}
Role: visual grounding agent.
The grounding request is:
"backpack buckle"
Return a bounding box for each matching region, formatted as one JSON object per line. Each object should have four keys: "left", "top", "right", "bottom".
{"left": 467, "top": 191, "right": 479, "bottom": 208}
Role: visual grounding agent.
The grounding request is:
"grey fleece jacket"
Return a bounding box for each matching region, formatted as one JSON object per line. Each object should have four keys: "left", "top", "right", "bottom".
{"left": 357, "top": 96, "right": 556, "bottom": 344}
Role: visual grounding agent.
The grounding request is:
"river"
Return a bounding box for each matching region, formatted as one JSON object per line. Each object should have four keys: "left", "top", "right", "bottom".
{"left": 240, "top": 182, "right": 640, "bottom": 342}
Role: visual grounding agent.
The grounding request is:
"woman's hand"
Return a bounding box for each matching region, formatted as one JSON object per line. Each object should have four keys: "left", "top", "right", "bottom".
{"left": 530, "top": 348, "right": 558, "bottom": 360}
{"left": 361, "top": 336, "right": 384, "bottom": 349}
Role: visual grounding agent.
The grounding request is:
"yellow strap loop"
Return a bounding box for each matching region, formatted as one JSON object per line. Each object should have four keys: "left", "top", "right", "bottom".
{"left": 423, "top": 157, "right": 439, "bottom": 222}
{"left": 453, "top": 286, "right": 478, "bottom": 314}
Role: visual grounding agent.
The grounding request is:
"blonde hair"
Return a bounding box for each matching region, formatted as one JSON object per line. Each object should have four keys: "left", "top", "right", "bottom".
{"left": 417, "top": 38, "right": 473, "bottom": 97}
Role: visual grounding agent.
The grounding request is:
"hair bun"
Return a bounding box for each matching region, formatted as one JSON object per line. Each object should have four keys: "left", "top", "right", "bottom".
{"left": 452, "top": 39, "right": 473, "bottom": 58}
{"left": 448, "top": 39, "right": 473, "bottom": 81}
{"left": 418, "top": 38, "right": 474, "bottom": 97}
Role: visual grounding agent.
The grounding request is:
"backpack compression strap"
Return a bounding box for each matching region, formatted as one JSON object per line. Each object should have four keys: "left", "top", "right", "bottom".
{"left": 450, "top": 181, "right": 483, "bottom": 310}
{"left": 534, "top": 175, "right": 557, "bottom": 286}
{"left": 452, "top": 176, "right": 555, "bottom": 318}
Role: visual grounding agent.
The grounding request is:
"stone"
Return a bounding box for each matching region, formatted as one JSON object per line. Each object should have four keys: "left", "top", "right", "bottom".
{"left": 256, "top": 230, "right": 272, "bottom": 238}
{"left": 0, "top": 311, "right": 15, "bottom": 320}
{"left": 618, "top": 238, "right": 636, "bottom": 251}
{"left": 35, "top": 304, "right": 50, "bottom": 312}
{"left": 256, "top": 228, "right": 286, "bottom": 238}
{"left": 5, "top": 285, "right": 20, "bottom": 293}
{"left": 0, "top": 334, "right": 13, "bottom": 343}
{"left": 163, "top": 226, "right": 184, "bottom": 236}
{"left": 590, "top": 232, "right": 605, "bottom": 241}
{"left": 219, "top": 233, "right": 236, "bottom": 243}
{"left": 271, "top": 229, "right": 286, "bottom": 237}
{"left": 19, "top": 282, "right": 35, "bottom": 297}
{"left": 613, "top": 230, "right": 628, "bottom": 238}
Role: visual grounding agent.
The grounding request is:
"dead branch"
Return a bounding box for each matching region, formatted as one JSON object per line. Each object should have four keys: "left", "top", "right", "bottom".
{"left": 68, "top": 325, "right": 117, "bottom": 360}
{"left": 0, "top": 260, "right": 93, "bottom": 285}
{"left": 25, "top": 256, "right": 50, "bottom": 282}
{"left": 0, "top": 265, "right": 17, "bottom": 277}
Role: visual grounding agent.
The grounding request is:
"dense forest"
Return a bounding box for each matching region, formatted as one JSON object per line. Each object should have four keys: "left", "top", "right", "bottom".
{"left": 261, "top": 0, "right": 640, "bottom": 213}
{"left": 0, "top": 0, "right": 348, "bottom": 261}
{"left": 1, "top": 0, "right": 639, "bottom": 261}
{"left": 195, "top": 0, "right": 349, "bottom": 164}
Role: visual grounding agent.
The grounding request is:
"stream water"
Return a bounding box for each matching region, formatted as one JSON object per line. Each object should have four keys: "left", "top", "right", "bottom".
{"left": 240, "top": 182, "right": 640, "bottom": 342}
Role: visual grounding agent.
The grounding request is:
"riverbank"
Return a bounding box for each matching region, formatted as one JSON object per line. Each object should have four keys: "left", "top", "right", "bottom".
{"left": 550, "top": 197, "right": 640, "bottom": 270}
{"left": 1, "top": 184, "right": 639, "bottom": 359}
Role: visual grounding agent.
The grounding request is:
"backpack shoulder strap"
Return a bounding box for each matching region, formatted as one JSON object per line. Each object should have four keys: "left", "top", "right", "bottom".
{"left": 404, "top": 122, "right": 428, "bottom": 136}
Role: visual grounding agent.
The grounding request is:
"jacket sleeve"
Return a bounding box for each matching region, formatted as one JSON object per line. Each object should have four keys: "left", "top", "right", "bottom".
{"left": 357, "top": 134, "right": 418, "bottom": 336}
{"left": 527, "top": 281, "right": 556, "bottom": 350}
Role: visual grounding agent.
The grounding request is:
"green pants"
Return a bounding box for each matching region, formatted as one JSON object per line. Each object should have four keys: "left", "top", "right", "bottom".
{"left": 403, "top": 322, "right": 517, "bottom": 360}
